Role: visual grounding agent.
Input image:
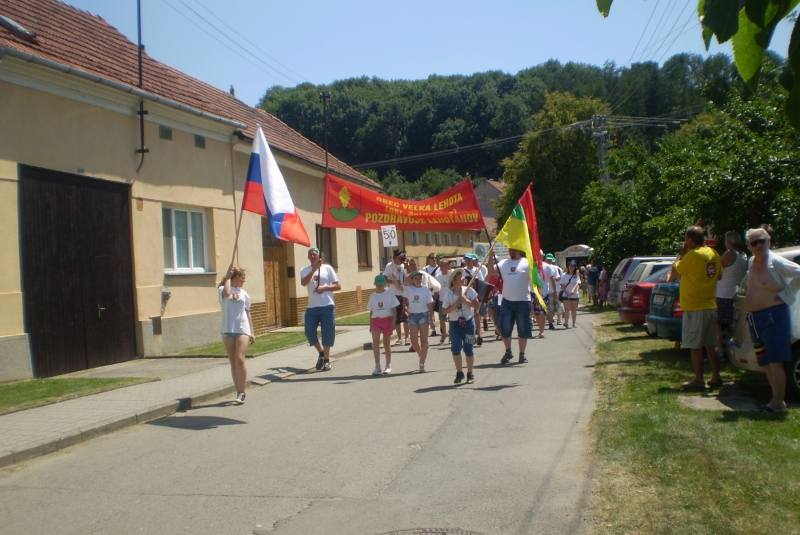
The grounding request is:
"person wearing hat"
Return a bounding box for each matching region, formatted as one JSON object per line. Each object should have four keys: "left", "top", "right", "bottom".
{"left": 434, "top": 258, "right": 452, "bottom": 344}
{"left": 464, "top": 253, "right": 488, "bottom": 346}
{"left": 543, "top": 254, "right": 561, "bottom": 330}
{"left": 441, "top": 267, "right": 481, "bottom": 384}
{"left": 383, "top": 249, "right": 410, "bottom": 345}
{"left": 403, "top": 270, "right": 435, "bottom": 372}
{"left": 488, "top": 248, "right": 533, "bottom": 364}
{"left": 301, "top": 247, "right": 341, "bottom": 371}
{"left": 366, "top": 274, "right": 399, "bottom": 375}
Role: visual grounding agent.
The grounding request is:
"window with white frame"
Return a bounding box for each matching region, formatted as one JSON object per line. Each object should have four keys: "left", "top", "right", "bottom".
{"left": 425, "top": 232, "right": 431, "bottom": 245}
{"left": 163, "top": 206, "right": 208, "bottom": 271}
{"left": 411, "top": 231, "right": 419, "bottom": 245}
{"left": 445, "top": 233, "right": 451, "bottom": 245}
{"left": 435, "top": 233, "right": 441, "bottom": 246}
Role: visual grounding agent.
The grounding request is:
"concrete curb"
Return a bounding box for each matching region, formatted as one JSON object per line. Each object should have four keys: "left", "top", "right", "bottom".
{"left": 0, "top": 343, "right": 370, "bottom": 469}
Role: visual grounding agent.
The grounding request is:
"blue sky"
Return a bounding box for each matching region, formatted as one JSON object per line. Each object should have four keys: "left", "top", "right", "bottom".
{"left": 64, "top": 0, "right": 794, "bottom": 107}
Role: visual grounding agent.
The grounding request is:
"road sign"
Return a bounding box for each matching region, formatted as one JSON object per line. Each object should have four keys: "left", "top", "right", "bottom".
{"left": 381, "top": 225, "right": 398, "bottom": 248}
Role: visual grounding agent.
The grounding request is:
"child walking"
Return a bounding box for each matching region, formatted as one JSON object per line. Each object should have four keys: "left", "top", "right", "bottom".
{"left": 403, "top": 270, "right": 434, "bottom": 372}
{"left": 367, "top": 274, "right": 399, "bottom": 375}
{"left": 441, "top": 268, "right": 481, "bottom": 384}
{"left": 219, "top": 265, "right": 254, "bottom": 404}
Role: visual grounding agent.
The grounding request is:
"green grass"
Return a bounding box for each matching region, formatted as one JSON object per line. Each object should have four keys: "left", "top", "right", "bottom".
{"left": 0, "top": 377, "right": 151, "bottom": 415}
{"left": 337, "top": 311, "right": 370, "bottom": 325}
{"left": 590, "top": 309, "right": 800, "bottom": 534}
{"left": 179, "top": 332, "right": 311, "bottom": 356}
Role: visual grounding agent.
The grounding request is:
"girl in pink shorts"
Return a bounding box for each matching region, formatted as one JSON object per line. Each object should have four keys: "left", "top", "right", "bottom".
{"left": 367, "top": 275, "right": 399, "bottom": 375}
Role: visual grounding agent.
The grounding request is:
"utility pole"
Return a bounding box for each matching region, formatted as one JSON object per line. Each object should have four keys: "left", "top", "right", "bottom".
{"left": 319, "top": 91, "right": 330, "bottom": 172}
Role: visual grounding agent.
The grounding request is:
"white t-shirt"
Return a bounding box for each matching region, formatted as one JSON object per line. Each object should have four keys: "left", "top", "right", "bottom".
{"left": 441, "top": 287, "right": 479, "bottom": 321}
{"left": 383, "top": 262, "right": 406, "bottom": 296}
{"left": 541, "top": 262, "right": 560, "bottom": 297}
{"left": 424, "top": 264, "right": 439, "bottom": 276}
{"left": 404, "top": 285, "right": 434, "bottom": 314}
{"left": 435, "top": 272, "right": 450, "bottom": 300}
{"left": 218, "top": 286, "right": 252, "bottom": 335}
{"left": 559, "top": 270, "right": 581, "bottom": 298}
{"left": 300, "top": 264, "right": 338, "bottom": 308}
{"left": 464, "top": 265, "right": 486, "bottom": 281}
{"left": 497, "top": 258, "right": 531, "bottom": 302}
{"left": 367, "top": 290, "right": 399, "bottom": 319}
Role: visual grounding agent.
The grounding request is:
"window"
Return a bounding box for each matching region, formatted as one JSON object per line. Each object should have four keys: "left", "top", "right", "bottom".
{"left": 159, "top": 125, "right": 172, "bottom": 140}
{"left": 435, "top": 233, "right": 441, "bottom": 246}
{"left": 411, "top": 231, "right": 419, "bottom": 245}
{"left": 425, "top": 232, "right": 431, "bottom": 245}
{"left": 457, "top": 234, "right": 463, "bottom": 246}
{"left": 194, "top": 134, "right": 206, "bottom": 149}
{"left": 162, "top": 206, "right": 207, "bottom": 271}
{"left": 315, "top": 225, "right": 336, "bottom": 266}
{"left": 356, "top": 230, "right": 371, "bottom": 267}
{"left": 445, "top": 233, "right": 451, "bottom": 245}
{"left": 470, "top": 236, "right": 475, "bottom": 246}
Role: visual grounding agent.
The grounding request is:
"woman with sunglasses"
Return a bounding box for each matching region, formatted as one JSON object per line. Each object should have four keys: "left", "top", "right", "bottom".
{"left": 219, "top": 264, "right": 254, "bottom": 405}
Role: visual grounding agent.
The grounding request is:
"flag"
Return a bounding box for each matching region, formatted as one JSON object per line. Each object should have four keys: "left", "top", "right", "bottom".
{"left": 241, "top": 125, "right": 311, "bottom": 246}
{"left": 519, "top": 185, "right": 544, "bottom": 288}
{"left": 495, "top": 186, "right": 546, "bottom": 309}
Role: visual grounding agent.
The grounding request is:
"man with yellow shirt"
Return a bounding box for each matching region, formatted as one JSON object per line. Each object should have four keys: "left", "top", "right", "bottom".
{"left": 668, "top": 225, "right": 723, "bottom": 389}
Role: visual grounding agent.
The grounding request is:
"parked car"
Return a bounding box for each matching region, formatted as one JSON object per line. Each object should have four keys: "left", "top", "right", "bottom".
{"left": 618, "top": 266, "right": 672, "bottom": 326}
{"left": 607, "top": 256, "right": 675, "bottom": 308}
{"left": 645, "top": 280, "right": 682, "bottom": 341}
{"left": 726, "top": 246, "right": 800, "bottom": 398}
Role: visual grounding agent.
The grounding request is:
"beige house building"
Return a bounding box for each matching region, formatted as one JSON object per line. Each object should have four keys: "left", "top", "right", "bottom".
{"left": 0, "top": 0, "right": 383, "bottom": 380}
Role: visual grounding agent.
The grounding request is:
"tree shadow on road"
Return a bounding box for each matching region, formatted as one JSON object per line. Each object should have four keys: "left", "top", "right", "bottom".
{"left": 148, "top": 415, "right": 246, "bottom": 431}
{"left": 413, "top": 383, "right": 519, "bottom": 394}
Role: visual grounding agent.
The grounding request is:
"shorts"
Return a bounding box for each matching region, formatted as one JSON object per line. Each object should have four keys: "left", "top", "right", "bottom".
{"left": 394, "top": 303, "right": 408, "bottom": 324}
{"left": 588, "top": 284, "right": 597, "bottom": 297}
{"left": 479, "top": 303, "right": 488, "bottom": 316}
{"left": 222, "top": 332, "right": 247, "bottom": 339}
{"left": 716, "top": 297, "right": 735, "bottom": 328}
{"left": 747, "top": 304, "right": 792, "bottom": 367}
{"left": 370, "top": 316, "right": 393, "bottom": 337}
{"left": 409, "top": 311, "right": 430, "bottom": 327}
{"left": 532, "top": 296, "right": 546, "bottom": 316}
{"left": 498, "top": 299, "right": 534, "bottom": 339}
{"left": 438, "top": 304, "right": 448, "bottom": 322}
{"left": 449, "top": 318, "right": 475, "bottom": 357}
{"left": 681, "top": 309, "right": 718, "bottom": 349}
{"left": 304, "top": 305, "right": 336, "bottom": 347}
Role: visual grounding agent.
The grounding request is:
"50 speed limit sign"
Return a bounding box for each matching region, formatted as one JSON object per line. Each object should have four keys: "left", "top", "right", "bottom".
{"left": 381, "top": 225, "right": 398, "bottom": 248}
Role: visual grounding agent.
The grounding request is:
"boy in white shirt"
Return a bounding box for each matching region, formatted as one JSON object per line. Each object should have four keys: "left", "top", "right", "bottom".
{"left": 367, "top": 274, "right": 399, "bottom": 375}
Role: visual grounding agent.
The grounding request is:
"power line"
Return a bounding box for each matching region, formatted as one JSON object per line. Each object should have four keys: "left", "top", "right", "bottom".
{"left": 607, "top": 0, "right": 662, "bottom": 102}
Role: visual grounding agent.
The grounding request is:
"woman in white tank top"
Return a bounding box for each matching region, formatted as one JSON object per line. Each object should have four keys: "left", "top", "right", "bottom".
{"left": 717, "top": 231, "right": 748, "bottom": 354}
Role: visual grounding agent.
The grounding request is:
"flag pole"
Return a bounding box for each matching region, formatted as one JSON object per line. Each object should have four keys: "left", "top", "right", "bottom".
{"left": 318, "top": 91, "right": 331, "bottom": 279}
{"left": 230, "top": 135, "right": 241, "bottom": 267}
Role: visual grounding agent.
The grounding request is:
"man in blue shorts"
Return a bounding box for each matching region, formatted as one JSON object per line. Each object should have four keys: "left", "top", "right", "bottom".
{"left": 488, "top": 248, "right": 533, "bottom": 364}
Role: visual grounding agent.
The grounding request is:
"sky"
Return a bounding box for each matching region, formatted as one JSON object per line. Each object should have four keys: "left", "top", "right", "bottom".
{"left": 62, "top": 0, "right": 794, "bottom": 107}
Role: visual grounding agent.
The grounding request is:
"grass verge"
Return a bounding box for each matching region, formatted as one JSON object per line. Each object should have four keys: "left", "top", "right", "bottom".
{"left": 589, "top": 308, "right": 800, "bottom": 534}
{"left": 0, "top": 377, "right": 151, "bottom": 415}
{"left": 337, "top": 311, "right": 370, "bottom": 325}
{"left": 178, "top": 330, "right": 347, "bottom": 356}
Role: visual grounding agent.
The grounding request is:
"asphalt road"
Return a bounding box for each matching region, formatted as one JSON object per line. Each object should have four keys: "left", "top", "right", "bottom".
{"left": 0, "top": 313, "right": 597, "bottom": 535}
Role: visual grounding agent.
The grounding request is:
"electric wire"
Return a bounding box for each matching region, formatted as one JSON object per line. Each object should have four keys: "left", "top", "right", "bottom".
{"left": 607, "top": 0, "right": 662, "bottom": 102}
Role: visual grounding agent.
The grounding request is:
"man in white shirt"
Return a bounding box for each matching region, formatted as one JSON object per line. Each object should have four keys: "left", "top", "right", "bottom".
{"left": 488, "top": 249, "right": 533, "bottom": 364}
{"left": 434, "top": 259, "right": 451, "bottom": 344}
{"left": 300, "top": 247, "right": 341, "bottom": 371}
{"left": 543, "top": 254, "right": 561, "bottom": 330}
{"left": 383, "top": 249, "right": 409, "bottom": 345}
{"left": 423, "top": 253, "right": 439, "bottom": 276}
{"left": 464, "top": 253, "right": 489, "bottom": 346}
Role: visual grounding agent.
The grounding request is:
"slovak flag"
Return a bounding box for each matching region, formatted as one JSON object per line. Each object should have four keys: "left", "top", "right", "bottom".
{"left": 241, "top": 125, "right": 311, "bottom": 246}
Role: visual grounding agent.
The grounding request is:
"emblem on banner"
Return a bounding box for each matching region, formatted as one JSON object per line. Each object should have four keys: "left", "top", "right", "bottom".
{"left": 328, "top": 186, "right": 360, "bottom": 222}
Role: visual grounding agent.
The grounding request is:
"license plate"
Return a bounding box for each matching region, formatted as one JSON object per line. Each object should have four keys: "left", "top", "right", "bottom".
{"left": 653, "top": 295, "right": 665, "bottom": 305}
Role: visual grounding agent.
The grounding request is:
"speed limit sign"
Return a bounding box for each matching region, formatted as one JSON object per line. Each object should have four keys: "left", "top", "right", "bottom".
{"left": 381, "top": 225, "right": 398, "bottom": 248}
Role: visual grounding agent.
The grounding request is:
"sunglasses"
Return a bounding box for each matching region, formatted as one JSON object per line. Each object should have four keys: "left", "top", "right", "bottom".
{"left": 749, "top": 238, "right": 767, "bottom": 247}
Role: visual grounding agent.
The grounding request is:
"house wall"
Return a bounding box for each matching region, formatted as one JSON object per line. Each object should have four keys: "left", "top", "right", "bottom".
{"left": 0, "top": 73, "right": 375, "bottom": 379}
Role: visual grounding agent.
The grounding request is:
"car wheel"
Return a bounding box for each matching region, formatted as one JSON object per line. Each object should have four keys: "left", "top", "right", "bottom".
{"left": 785, "top": 344, "right": 800, "bottom": 401}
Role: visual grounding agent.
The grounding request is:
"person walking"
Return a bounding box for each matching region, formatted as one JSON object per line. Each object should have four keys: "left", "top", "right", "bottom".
{"left": 668, "top": 225, "right": 723, "bottom": 389}
{"left": 488, "top": 248, "right": 533, "bottom": 364}
{"left": 542, "top": 254, "right": 560, "bottom": 331}
{"left": 464, "top": 253, "right": 488, "bottom": 346}
{"left": 716, "top": 231, "right": 748, "bottom": 357}
{"left": 586, "top": 263, "right": 599, "bottom": 307}
{"left": 301, "top": 247, "right": 341, "bottom": 371}
{"left": 218, "top": 265, "right": 254, "bottom": 405}
{"left": 598, "top": 265, "right": 610, "bottom": 307}
{"left": 403, "top": 270, "right": 434, "bottom": 372}
{"left": 434, "top": 258, "right": 451, "bottom": 344}
{"left": 441, "top": 268, "right": 480, "bottom": 384}
{"left": 558, "top": 261, "right": 581, "bottom": 329}
{"left": 384, "top": 249, "right": 409, "bottom": 346}
{"left": 744, "top": 227, "right": 800, "bottom": 412}
{"left": 423, "top": 253, "right": 440, "bottom": 336}
{"left": 367, "top": 274, "right": 399, "bottom": 375}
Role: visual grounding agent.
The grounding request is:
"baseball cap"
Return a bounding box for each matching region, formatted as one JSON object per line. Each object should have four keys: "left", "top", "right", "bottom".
{"left": 374, "top": 274, "right": 387, "bottom": 285}
{"left": 392, "top": 249, "right": 405, "bottom": 258}
{"left": 545, "top": 253, "right": 556, "bottom": 262}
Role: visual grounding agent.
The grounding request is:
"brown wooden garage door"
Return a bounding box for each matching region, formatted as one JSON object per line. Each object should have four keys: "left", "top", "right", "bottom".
{"left": 19, "top": 166, "right": 136, "bottom": 377}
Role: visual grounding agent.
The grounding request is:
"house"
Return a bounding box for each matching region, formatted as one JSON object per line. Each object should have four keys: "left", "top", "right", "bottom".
{"left": 0, "top": 0, "right": 383, "bottom": 380}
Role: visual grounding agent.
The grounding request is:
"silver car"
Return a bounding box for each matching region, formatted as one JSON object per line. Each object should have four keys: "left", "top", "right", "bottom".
{"left": 607, "top": 256, "right": 675, "bottom": 308}
{"left": 727, "top": 245, "right": 800, "bottom": 399}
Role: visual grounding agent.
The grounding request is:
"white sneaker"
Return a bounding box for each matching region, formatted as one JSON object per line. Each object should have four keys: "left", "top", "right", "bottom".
{"left": 419, "top": 364, "right": 426, "bottom": 373}
{"left": 372, "top": 365, "right": 382, "bottom": 375}
{"left": 234, "top": 392, "right": 245, "bottom": 405}
{"left": 383, "top": 365, "right": 392, "bottom": 374}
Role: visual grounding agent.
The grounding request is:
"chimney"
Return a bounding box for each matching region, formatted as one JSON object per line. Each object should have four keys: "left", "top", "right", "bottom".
{"left": 229, "top": 85, "right": 235, "bottom": 97}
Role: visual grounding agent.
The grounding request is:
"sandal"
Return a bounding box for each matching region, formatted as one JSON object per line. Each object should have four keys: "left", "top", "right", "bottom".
{"left": 707, "top": 379, "right": 724, "bottom": 388}
{"left": 682, "top": 379, "right": 706, "bottom": 390}
{"left": 394, "top": 339, "right": 403, "bottom": 346}
{"left": 495, "top": 334, "right": 502, "bottom": 341}
{"left": 537, "top": 333, "right": 545, "bottom": 339}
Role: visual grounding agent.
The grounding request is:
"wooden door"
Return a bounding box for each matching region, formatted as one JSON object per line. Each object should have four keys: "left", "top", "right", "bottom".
{"left": 262, "top": 220, "right": 289, "bottom": 329}
{"left": 20, "top": 166, "right": 136, "bottom": 377}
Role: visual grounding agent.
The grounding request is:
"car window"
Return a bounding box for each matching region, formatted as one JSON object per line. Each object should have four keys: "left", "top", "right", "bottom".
{"left": 643, "top": 266, "right": 671, "bottom": 283}
{"left": 628, "top": 263, "right": 647, "bottom": 281}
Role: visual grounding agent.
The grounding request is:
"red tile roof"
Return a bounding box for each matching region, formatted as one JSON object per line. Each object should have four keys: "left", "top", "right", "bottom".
{"left": 0, "top": 0, "right": 379, "bottom": 188}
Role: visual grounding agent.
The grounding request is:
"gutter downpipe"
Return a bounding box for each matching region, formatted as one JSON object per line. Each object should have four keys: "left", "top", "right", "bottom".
{"left": 135, "top": 0, "right": 148, "bottom": 172}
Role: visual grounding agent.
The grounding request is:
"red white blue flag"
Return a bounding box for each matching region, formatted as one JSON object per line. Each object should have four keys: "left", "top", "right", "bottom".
{"left": 241, "top": 125, "right": 311, "bottom": 246}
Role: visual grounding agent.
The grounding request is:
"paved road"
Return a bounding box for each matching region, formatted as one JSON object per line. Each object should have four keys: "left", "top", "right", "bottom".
{"left": 0, "top": 314, "right": 597, "bottom": 535}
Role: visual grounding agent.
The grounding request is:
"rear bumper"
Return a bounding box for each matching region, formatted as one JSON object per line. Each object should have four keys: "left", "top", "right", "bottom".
{"left": 645, "top": 314, "right": 682, "bottom": 341}
{"left": 726, "top": 336, "right": 763, "bottom": 374}
{"left": 607, "top": 291, "right": 621, "bottom": 308}
{"left": 618, "top": 308, "right": 647, "bottom": 325}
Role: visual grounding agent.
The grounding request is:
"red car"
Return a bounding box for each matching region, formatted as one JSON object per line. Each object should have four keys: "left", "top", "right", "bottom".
{"left": 618, "top": 267, "right": 672, "bottom": 326}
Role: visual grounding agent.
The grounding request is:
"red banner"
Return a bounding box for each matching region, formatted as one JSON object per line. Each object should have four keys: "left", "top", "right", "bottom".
{"left": 322, "top": 174, "right": 485, "bottom": 230}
